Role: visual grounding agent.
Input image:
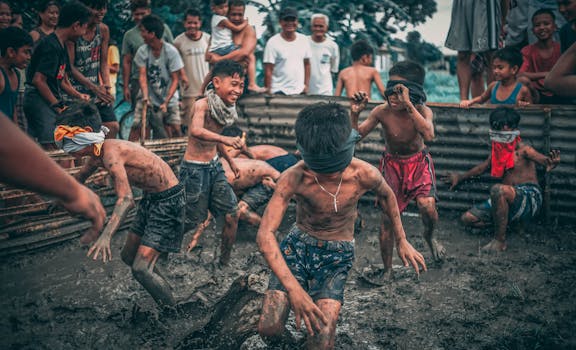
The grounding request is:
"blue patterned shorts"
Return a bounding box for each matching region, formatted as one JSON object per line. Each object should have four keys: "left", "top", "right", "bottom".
{"left": 470, "top": 183, "right": 542, "bottom": 223}
{"left": 268, "top": 225, "right": 355, "bottom": 303}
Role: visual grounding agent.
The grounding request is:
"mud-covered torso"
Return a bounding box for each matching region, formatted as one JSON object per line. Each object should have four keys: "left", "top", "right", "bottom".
{"left": 184, "top": 104, "right": 225, "bottom": 162}
{"left": 502, "top": 142, "right": 539, "bottom": 186}
{"left": 221, "top": 158, "right": 279, "bottom": 192}
{"left": 378, "top": 105, "right": 426, "bottom": 156}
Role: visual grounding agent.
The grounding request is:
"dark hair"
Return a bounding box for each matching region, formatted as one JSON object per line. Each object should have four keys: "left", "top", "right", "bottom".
{"left": 0, "top": 27, "right": 33, "bottom": 56}
{"left": 36, "top": 0, "right": 61, "bottom": 13}
{"left": 222, "top": 125, "right": 243, "bottom": 137}
{"left": 211, "top": 0, "right": 228, "bottom": 6}
{"left": 532, "top": 8, "right": 555, "bottom": 22}
{"left": 58, "top": 1, "right": 92, "bottom": 28}
{"left": 80, "top": 0, "right": 108, "bottom": 10}
{"left": 229, "top": 0, "right": 245, "bottom": 7}
{"left": 489, "top": 107, "right": 521, "bottom": 130}
{"left": 212, "top": 59, "right": 246, "bottom": 79}
{"left": 493, "top": 47, "right": 523, "bottom": 68}
{"left": 130, "top": 0, "right": 150, "bottom": 12}
{"left": 389, "top": 60, "right": 426, "bottom": 85}
{"left": 57, "top": 101, "right": 102, "bottom": 132}
{"left": 184, "top": 8, "right": 201, "bottom": 20}
{"left": 350, "top": 40, "right": 373, "bottom": 61}
{"left": 295, "top": 102, "right": 351, "bottom": 154}
{"left": 140, "top": 14, "right": 164, "bottom": 39}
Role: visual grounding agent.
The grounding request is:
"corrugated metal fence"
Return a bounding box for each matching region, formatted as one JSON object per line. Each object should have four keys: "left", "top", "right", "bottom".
{"left": 236, "top": 95, "right": 576, "bottom": 224}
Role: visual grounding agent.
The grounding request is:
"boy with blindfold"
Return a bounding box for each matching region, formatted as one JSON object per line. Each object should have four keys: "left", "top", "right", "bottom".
{"left": 351, "top": 61, "right": 445, "bottom": 279}
{"left": 444, "top": 107, "right": 560, "bottom": 252}
{"left": 54, "top": 101, "right": 186, "bottom": 309}
{"left": 257, "top": 102, "right": 426, "bottom": 348}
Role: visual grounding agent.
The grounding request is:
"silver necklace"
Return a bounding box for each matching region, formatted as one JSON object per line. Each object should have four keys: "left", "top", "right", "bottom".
{"left": 314, "top": 172, "right": 344, "bottom": 213}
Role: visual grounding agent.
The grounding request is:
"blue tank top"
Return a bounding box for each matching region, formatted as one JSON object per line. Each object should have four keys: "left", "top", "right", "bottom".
{"left": 71, "top": 25, "right": 102, "bottom": 95}
{"left": 490, "top": 82, "right": 523, "bottom": 104}
{"left": 0, "top": 67, "right": 20, "bottom": 119}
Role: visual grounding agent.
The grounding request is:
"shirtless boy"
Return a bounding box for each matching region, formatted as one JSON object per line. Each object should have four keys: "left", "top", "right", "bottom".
{"left": 351, "top": 61, "right": 445, "bottom": 277}
{"left": 186, "top": 157, "right": 280, "bottom": 251}
{"left": 444, "top": 107, "right": 560, "bottom": 252}
{"left": 55, "top": 102, "right": 185, "bottom": 308}
{"left": 335, "top": 39, "right": 385, "bottom": 100}
{"left": 257, "top": 102, "right": 426, "bottom": 349}
{"left": 180, "top": 59, "right": 246, "bottom": 266}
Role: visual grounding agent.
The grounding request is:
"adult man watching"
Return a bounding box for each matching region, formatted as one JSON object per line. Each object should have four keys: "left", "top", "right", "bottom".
{"left": 308, "top": 13, "right": 339, "bottom": 96}
{"left": 263, "top": 7, "right": 311, "bottom": 95}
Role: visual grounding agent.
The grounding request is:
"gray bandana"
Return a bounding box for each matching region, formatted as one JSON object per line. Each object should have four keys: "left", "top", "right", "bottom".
{"left": 489, "top": 129, "right": 520, "bottom": 143}
{"left": 207, "top": 89, "right": 238, "bottom": 127}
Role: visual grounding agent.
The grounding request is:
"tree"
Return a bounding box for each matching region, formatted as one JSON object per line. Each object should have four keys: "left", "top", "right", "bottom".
{"left": 249, "top": 0, "right": 437, "bottom": 68}
{"left": 405, "top": 30, "right": 442, "bottom": 65}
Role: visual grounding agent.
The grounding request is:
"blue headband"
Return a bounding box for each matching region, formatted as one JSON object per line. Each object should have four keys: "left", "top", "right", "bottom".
{"left": 297, "top": 129, "right": 361, "bottom": 174}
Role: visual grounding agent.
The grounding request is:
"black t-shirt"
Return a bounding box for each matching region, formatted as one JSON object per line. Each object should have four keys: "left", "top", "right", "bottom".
{"left": 26, "top": 33, "right": 70, "bottom": 100}
{"left": 559, "top": 23, "right": 576, "bottom": 53}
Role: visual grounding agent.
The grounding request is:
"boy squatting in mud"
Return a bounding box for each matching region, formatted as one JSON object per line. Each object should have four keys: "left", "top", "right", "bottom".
{"left": 444, "top": 107, "right": 560, "bottom": 252}
{"left": 351, "top": 61, "right": 445, "bottom": 280}
{"left": 54, "top": 102, "right": 186, "bottom": 309}
{"left": 179, "top": 59, "right": 246, "bottom": 266}
{"left": 256, "top": 102, "right": 426, "bottom": 349}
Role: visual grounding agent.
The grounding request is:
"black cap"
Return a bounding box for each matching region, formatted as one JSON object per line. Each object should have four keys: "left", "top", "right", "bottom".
{"left": 279, "top": 7, "right": 298, "bottom": 20}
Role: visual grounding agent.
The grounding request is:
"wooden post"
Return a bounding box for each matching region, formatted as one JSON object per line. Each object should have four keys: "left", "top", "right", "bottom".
{"left": 543, "top": 108, "right": 551, "bottom": 225}
{"left": 140, "top": 102, "right": 147, "bottom": 145}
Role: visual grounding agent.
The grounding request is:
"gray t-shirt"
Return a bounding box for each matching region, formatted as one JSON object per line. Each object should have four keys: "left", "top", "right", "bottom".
{"left": 133, "top": 42, "right": 184, "bottom": 107}
{"left": 122, "top": 24, "right": 174, "bottom": 81}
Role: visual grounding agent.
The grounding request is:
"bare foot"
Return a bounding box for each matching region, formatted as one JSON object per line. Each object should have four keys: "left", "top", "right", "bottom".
{"left": 481, "top": 239, "right": 507, "bottom": 253}
{"left": 430, "top": 239, "right": 447, "bottom": 262}
{"left": 247, "top": 85, "right": 267, "bottom": 93}
{"left": 360, "top": 265, "right": 393, "bottom": 286}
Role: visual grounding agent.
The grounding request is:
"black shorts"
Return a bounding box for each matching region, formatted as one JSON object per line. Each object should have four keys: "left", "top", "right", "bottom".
{"left": 97, "top": 103, "right": 117, "bottom": 123}
{"left": 23, "top": 89, "right": 58, "bottom": 144}
{"left": 131, "top": 183, "right": 186, "bottom": 253}
{"left": 241, "top": 183, "right": 273, "bottom": 210}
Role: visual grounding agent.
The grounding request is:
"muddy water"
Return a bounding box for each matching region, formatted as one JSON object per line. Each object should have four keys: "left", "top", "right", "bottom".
{"left": 1, "top": 205, "right": 575, "bottom": 349}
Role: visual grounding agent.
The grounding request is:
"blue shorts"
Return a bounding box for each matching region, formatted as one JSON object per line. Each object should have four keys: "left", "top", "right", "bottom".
{"left": 211, "top": 44, "right": 239, "bottom": 56}
{"left": 241, "top": 183, "right": 273, "bottom": 210}
{"left": 268, "top": 225, "right": 355, "bottom": 303}
{"left": 179, "top": 157, "right": 238, "bottom": 231}
{"left": 470, "top": 183, "right": 543, "bottom": 223}
{"left": 265, "top": 153, "right": 299, "bottom": 172}
{"left": 131, "top": 183, "right": 186, "bottom": 253}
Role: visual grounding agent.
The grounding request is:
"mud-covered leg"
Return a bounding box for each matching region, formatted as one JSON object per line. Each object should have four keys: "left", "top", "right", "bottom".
{"left": 483, "top": 184, "right": 515, "bottom": 252}
{"left": 186, "top": 212, "right": 212, "bottom": 252}
{"left": 379, "top": 213, "right": 395, "bottom": 280}
{"left": 219, "top": 211, "right": 239, "bottom": 266}
{"left": 121, "top": 232, "right": 141, "bottom": 266}
{"left": 461, "top": 211, "right": 491, "bottom": 228}
{"left": 416, "top": 197, "right": 445, "bottom": 261}
{"left": 131, "top": 245, "right": 175, "bottom": 307}
{"left": 258, "top": 290, "right": 296, "bottom": 346}
{"left": 238, "top": 201, "right": 262, "bottom": 226}
{"left": 306, "top": 299, "right": 341, "bottom": 350}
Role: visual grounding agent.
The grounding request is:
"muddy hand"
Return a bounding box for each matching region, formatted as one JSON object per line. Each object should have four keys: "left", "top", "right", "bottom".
{"left": 397, "top": 239, "right": 427, "bottom": 276}
{"left": 393, "top": 84, "right": 410, "bottom": 105}
{"left": 288, "top": 288, "right": 328, "bottom": 336}
{"left": 545, "top": 149, "right": 560, "bottom": 172}
{"left": 226, "top": 136, "right": 245, "bottom": 150}
{"left": 350, "top": 91, "right": 368, "bottom": 114}
{"left": 442, "top": 172, "right": 460, "bottom": 191}
{"left": 87, "top": 236, "right": 112, "bottom": 262}
{"left": 60, "top": 185, "right": 106, "bottom": 244}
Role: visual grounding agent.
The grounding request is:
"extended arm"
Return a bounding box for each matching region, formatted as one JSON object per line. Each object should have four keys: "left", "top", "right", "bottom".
{"left": 138, "top": 65, "right": 149, "bottom": 103}
{"left": 159, "top": 71, "right": 180, "bottom": 111}
{"left": 523, "top": 147, "right": 560, "bottom": 172}
{"left": 460, "top": 82, "right": 494, "bottom": 107}
{"left": 394, "top": 84, "right": 434, "bottom": 141}
{"left": 444, "top": 156, "right": 491, "bottom": 190}
{"left": 219, "top": 18, "right": 248, "bottom": 33}
{"left": 544, "top": 42, "right": 576, "bottom": 97}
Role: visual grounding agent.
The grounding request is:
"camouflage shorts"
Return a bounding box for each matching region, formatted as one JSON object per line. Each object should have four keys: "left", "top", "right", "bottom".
{"left": 268, "top": 225, "right": 355, "bottom": 303}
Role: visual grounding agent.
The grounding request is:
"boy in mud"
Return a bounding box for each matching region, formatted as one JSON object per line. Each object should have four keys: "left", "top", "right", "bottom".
{"left": 54, "top": 102, "right": 186, "bottom": 308}
{"left": 444, "top": 107, "right": 560, "bottom": 252}
{"left": 335, "top": 39, "right": 385, "bottom": 100}
{"left": 180, "top": 59, "right": 246, "bottom": 266}
{"left": 257, "top": 102, "right": 426, "bottom": 349}
{"left": 186, "top": 157, "right": 280, "bottom": 251}
{"left": 351, "top": 61, "right": 445, "bottom": 278}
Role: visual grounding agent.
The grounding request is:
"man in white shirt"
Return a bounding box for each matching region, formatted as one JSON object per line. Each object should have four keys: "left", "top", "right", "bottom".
{"left": 263, "top": 7, "right": 311, "bottom": 95}
{"left": 308, "top": 13, "right": 339, "bottom": 96}
{"left": 174, "top": 9, "right": 210, "bottom": 128}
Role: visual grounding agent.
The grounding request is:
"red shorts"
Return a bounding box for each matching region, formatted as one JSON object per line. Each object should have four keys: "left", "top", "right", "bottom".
{"left": 378, "top": 149, "right": 437, "bottom": 213}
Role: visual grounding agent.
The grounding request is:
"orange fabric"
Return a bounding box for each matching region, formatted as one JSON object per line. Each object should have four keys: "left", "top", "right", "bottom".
{"left": 491, "top": 136, "right": 520, "bottom": 178}
{"left": 53, "top": 125, "right": 92, "bottom": 141}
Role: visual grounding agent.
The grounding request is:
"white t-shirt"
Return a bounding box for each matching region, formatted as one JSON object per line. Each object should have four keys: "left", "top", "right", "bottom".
{"left": 308, "top": 36, "right": 339, "bottom": 95}
{"left": 263, "top": 33, "right": 311, "bottom": 95}
{"left": 174, "top": 32, "right": 211, "bottom": 98}
{"left": 210, "top": 14, "right": 233, "bottom": 51}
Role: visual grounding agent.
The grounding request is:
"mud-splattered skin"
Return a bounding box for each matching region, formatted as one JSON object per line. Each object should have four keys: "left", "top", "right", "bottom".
{"left": 501, "top": 142, "right": 546, "bottom": 185}
{"left": 228, "top": 144, "right": 289, "bottom": 161}
{"left": 221, "top": 158, "right": 280, "bottom": 192}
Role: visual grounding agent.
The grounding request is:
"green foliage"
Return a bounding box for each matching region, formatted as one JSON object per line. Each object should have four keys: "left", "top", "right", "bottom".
{"left": 405, "top": 30, "right": 443, "bottom": 65}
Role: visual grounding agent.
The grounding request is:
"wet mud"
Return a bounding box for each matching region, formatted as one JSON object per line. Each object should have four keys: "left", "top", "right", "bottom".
{"left": 1, "top": 204, "right": 575, "bottom": 349}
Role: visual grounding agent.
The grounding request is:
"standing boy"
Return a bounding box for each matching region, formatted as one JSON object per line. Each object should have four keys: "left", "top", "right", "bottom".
{"left": 55, "top": 102, "right": 185, "bottom": 308}
{"left": 257, "top": 102, "right": 425, "bottom": 349}
{"left": 134, "top": 15, "right": 184, "bottom": 139}
{"left": 67, "top": 0, "right": 118, "bottom": 138}
{"left": 444, "top": 107, "right": 560, "bottom": 252}
{"left": 0, "top": 27, "right": 32, "bottom": 123}
{"left": 351, "top": 61, "right": 445, "bottom": 278}
{"left": 24, "top": 1, "right": 92, "bottom": 150}
{"left": 335, "top": 39, "right": 385, "bottom": 100}
{"left": 180, "top": 59, "right": 246, "bottom": 266}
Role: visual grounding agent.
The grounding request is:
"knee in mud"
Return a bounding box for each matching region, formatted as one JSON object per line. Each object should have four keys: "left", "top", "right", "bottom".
{"left": 258, "top": 320, "right": 284, "bottom": 339}
{"left": 490, "top": 184, "right": 505, "bottom": 199}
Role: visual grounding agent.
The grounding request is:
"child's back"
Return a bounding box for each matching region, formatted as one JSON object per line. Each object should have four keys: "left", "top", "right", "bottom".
{"left": 335, "top": 40, "right": 384, "bottom": 99}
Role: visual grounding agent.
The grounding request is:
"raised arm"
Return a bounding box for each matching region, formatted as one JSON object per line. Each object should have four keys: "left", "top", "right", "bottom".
{"left": 369, "top": 166, "right": 426, "bottom": 275}
{"left": 189, "top": 100, "right": 244, "bottom": 149}
{"left": 87, "top": 152, "right": 135, "bottom": 262}
{"left": 444, "top": 156, "right": 491, "bottom": 190}
{"left": 544, "top": 42, "right": 576, "bottom": 97}
{"left": 523, "top": 147, "right": 560, "bottom": 172}
{"left": 256, "top": 170, "right": 328, "bottom": 335}
{"left": 394, "top": 83, "right": 435, "bottom": 141}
